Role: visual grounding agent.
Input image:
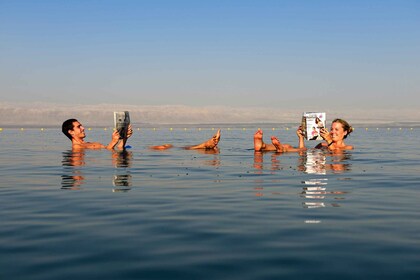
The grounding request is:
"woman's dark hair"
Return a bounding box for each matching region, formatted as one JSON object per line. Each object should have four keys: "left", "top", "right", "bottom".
{"left": 332, "top": 118, "right": 353, "bottom": 139}
{"left": 62, "top": 119, "right": 78, "bottom": 140}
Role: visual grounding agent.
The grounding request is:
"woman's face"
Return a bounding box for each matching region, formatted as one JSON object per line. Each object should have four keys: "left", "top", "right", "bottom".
{"left": 330, "top": 122, "right": 347, "bottom": 142}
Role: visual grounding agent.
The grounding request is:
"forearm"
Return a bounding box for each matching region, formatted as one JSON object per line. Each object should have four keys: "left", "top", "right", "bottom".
{"left": 106, "top": 143, "right": 117, "bottom": 150}
{"left": 326, "top": 140, "right": 334, "bottom": 151}
{"left": 323, "top": 134, "right": 334, "bottom": 150}
{"left": 106, "top": 130, "right": 122, "bottom": 150}
{"left": 298, "top": 137, "right": 305, "bottom": 149}
{"left": 296, "top": 127, "right": 306, "bottom": 149}
{"left": 116, "top": 125, "right": 132, "bottom": 150}
{"left": 106, "top": 139, "right": 119, "bottom": 150}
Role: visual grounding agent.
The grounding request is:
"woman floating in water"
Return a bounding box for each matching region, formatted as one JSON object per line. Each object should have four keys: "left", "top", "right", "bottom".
{"left": 312, "top": 118, "right": 354, "bottom": 150}
{"left": 254, "top": 118, "right": 353, "bottom": 152}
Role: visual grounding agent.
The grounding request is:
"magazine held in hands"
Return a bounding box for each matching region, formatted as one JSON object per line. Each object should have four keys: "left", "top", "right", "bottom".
{"left": 301, "top": 112, "right": 326, "bottom": 140}
{"left": 114, "top": 111, "right": 130, "bottom": 139}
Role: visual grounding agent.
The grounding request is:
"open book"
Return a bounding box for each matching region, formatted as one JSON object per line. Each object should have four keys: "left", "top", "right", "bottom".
{"left": 114, "top": 111, "right": 130, "bottom": 139}
{"left": 301, "top": 112, "right": 326, "bottom": 140}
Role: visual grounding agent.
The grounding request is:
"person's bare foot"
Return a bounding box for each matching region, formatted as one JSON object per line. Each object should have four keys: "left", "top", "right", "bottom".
{"left": 254, "top": 129, "right": 264, "bottom": 151}
{"left": 208, "top": 129, "right": 221, "bottom": 148}
{"left": 150, "top": 144, "right": 173, "bottom": 150}
{"left": 188, "top": 129, "right": 221, "bottom": 149}
{"left": 271, "top": 136, "right": 284, "bottom": 152}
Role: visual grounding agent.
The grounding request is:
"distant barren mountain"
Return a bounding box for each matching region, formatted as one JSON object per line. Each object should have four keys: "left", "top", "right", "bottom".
{"left": 0, "top": 102, "right": 418, "bottom": 127}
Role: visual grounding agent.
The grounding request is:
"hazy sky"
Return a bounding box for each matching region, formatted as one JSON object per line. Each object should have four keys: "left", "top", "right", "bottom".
{"left": 1, "top": 0, "right": 419, "bottom": 113}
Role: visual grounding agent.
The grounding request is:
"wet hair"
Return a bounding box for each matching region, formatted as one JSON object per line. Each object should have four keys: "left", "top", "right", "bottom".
{"left": 62, "top": 119, "right": 78, "bottom": 140}
{"left": 332, "top": 118, "right": 353, "bottom": 139}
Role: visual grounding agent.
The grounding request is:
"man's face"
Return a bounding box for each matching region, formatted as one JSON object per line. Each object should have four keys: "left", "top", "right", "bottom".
{"left": 70, "top": 121, "right": 86, "bottom": 139}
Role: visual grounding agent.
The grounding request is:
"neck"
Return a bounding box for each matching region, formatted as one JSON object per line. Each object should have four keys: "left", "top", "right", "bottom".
{"left": 72, "top": 138, "right": 85, "bottom": 145}
{"left": 334, "top": 139, "right": 345, "bottom": 147}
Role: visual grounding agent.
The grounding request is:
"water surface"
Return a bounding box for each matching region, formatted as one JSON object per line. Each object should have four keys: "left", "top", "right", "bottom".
{"left": 1, "top": 125, "right": 419, "bottom": 279}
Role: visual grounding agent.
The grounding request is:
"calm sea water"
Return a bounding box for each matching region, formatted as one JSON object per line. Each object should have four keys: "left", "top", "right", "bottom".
{"left": 1, "top": 124, "right": 419, "bottom": 280}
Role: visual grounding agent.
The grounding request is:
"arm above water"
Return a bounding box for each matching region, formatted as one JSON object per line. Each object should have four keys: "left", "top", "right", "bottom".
{"left": 116, "top": 124, "right": 133, "bottom": 150}
{"left": 106, "top": 130, "right": 121, "bottom": 150}
{"left": 297, "top": 126, "right": 306, "bottom": 149}
{"left": 318, "top": 128, "right": 354, "bottom": 151}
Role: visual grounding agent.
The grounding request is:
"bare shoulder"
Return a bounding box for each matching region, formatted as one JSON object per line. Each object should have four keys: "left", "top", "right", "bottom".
{"left": 83, "top": 142, "right": 106, "bottom": 149}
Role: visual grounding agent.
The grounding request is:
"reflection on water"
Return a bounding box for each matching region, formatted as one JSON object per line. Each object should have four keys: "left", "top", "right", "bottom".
{"left": 112, "top": 174, "right": 132, "bottom": 192}
{"left": 252, "top": 149, "right": 352, "bottom": 220}
{"left": 61, "top": 150, "right": 85, "bottom": 190}
{"left": 112, "top": 150, "right": 133, "bottom": 192}
{"left": 298, "top": 149, "right": 352, "bottom": 174}
{"left": 252, "top": 151, "right": 283, "bottom": 197}
{"left": 329, "top": 151, "right": 352, "bottom": 173}
{"left": 301, "top": 180, "right": 328, "bottom": 209}
{"left": 61, "top": 174, "right": 84, "bottom": 190}
{"left": 253, "top": 151, "right": 284, "bottom": 173}
{"left": 61, "top": 149, "right": 133, "bottom": 191}
{"left": 299, "top": 150, "right": 351, "bottom": 222}
{"left": 4, "top": 127, "right": 420, "bottom": 279}
{"left": 191, "top": 148, "right": 221, "bottom": 167}
{"left": 301, "top": 149, "right": 327, "bottom": 174}
{"left": 112, "top": 150, "right": 132, "bottom": 168}
{"left": 253, "top": 151, "right": 264, "bottom": 172}
{"left": 62, "top": 150, "right": 85, "bottom": 167}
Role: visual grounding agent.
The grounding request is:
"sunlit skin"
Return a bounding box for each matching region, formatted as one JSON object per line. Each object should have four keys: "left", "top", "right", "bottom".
{"left": 255, "top": 119, "right": 353, "bottom": 153}
{"left": 149, "top": 144, "right": 174, "bottom": 150}
{"left": 62, "top": 140, "right": 133, "bottom": 190}
{"left": 315, "top": 122, "right": 354, "bottom": 150}
{"left": 68, "top": 121, "right": 132, "bottom": 150}
{"left": 150, "top": 129, "right": 221, "bottom": 150}
{"left": 254, "top": 129, "right": 302, "bottom": 153}
{"left": 253, "top": 129, "right": 274, "bottom": 151}
{"left": 186, "top": 129, "right": 221, "bottom": 150}
{"left": 296, "top": 121, "right": 353, "bottom": 151}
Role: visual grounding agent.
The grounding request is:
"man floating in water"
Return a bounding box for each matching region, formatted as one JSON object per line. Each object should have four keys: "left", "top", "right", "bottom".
{"left": 62, "top": 118, "right": 220, "bottom": 151}
{"left": 62, "top": 118, "right": 132, "bottom": 150}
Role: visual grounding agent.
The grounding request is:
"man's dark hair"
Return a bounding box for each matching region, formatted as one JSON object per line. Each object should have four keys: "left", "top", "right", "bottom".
{"left": 62, "top": 119, "right": 78, "bottom": 140}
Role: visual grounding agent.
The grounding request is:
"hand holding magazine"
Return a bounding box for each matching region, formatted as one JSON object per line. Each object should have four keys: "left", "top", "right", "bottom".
{"left": 114, "top": 111, "right": 130, "bottom": 139}
{"left": 301, "top": 112, "right": 326, "bottom": 141}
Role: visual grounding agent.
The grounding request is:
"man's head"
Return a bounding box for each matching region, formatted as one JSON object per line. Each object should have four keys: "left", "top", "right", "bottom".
{"left": 62, "top": 119, "right": 85, "bottom": 141}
